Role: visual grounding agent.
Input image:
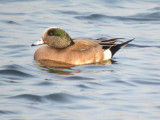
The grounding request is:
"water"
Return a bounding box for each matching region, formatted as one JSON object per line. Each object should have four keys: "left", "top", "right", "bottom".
{"left": 0, "top": 0, "right": 160, "bottom": 119}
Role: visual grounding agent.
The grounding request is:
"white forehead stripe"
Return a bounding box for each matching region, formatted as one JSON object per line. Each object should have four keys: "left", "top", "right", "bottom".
{"left": 48, "top": 27, "right": 60, "bottom": 29}
{"left": 45, "top": 27, "right": 60, "bottom": 32}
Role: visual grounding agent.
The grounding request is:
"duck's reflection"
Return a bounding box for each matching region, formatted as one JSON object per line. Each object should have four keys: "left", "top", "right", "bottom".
{"left": 34, "top": 59, "right": 116, "bottom": 75}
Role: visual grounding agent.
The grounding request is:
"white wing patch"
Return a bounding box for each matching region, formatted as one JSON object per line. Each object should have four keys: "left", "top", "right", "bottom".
{"left": 103, "top": 49, "right": 112, "bottom": 60}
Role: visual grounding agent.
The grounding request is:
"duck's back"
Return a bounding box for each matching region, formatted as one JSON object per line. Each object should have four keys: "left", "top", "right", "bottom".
{"left": 34, "top": 39, "right": 105, "bottom": 65}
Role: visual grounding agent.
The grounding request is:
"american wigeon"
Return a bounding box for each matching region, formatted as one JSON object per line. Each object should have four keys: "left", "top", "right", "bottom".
{"left": 32, "top": 27, "right": 133, "bottom": 66}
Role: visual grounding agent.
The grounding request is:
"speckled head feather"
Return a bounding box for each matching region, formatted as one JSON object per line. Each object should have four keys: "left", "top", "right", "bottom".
{"left": 42, "top": 27, "right": 74, "bottom": 48}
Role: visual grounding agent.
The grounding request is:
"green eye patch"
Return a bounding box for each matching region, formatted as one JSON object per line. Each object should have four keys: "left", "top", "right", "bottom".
{"left": 48, "top": 29, "right": 65, "bottom": 37}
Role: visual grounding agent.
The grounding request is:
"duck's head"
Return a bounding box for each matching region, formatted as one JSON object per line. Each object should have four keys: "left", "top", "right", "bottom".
{"left": 32, "top": 27, "right": 74, "bottom": 48}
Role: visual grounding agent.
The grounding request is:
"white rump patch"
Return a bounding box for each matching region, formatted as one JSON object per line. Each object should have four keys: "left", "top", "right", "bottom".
{"left": 103, "top": 49, "right": 112, "bottom": 60}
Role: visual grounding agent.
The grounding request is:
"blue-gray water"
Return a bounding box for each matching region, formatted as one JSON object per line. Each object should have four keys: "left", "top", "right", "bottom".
{"left": 0, "top": 0, "right": 160, "bottom": 119}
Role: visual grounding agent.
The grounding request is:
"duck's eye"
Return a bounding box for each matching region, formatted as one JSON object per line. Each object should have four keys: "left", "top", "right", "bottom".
{"left": 48, "top": 29, "right": 55, "bottom": 36}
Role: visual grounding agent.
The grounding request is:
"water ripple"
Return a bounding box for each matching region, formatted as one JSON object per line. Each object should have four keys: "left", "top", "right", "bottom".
{"left": 1, "top": 0, "right": 160, "bottom": 119}
{"left": 10, "top": 94, "right": 44, "bottom": 102}
{"left": 125, "top": 44, "right": 160, "bottom": 48}
{"left": 133, "top": 80, "right": 160, "bottom": 86}
{"left": 76, "top": 84, "right": 92, "bottom": 89}
{"left": 34, "top": 81, "right": 56, "bottom": 86}
{"left": 151, "top": 6, "right": 160, "bottom": 11}
{"left": 131, "top": 12, "right": 160, "bottom": 21}
{"left": 0, "top": 110, "right": 15, "bottom": 114}
{"left": 111, "top": 79, "right": 137, "bottom": 87}
{"left": 0, "top": 64, "right": 33, "bottom": 78}
{"left": 75, "top": 12, "right": 160, "bottom": 23}
{"left": 2, "top": 45, "right": 27, "bottom": 49}
{"left": 10, "top": 93, "right": 89, "bottom": 103}
{"left": 44, "top": 93, "right": 75, "bottom": 103}
{"left": 0, "top": 69, "right": 33, "bottom": 77}
{"left": 75, "top": 14, "right": 107, "bottom": 20}
{"left": 65, "top": 76, "right": 94, "bottom": 80}
{"left": 59, "top": 10, "right": 80, "bottom": 15}
{"left": 4, "top": 20, "right": 20, "bottom": 25}
{"left": 0, "top": 12, "right": 25, "bottom": 16}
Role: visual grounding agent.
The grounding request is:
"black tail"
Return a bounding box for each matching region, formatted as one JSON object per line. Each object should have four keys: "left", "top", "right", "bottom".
{"left": 110, "top": 39, "right": 134, "bottom": 56}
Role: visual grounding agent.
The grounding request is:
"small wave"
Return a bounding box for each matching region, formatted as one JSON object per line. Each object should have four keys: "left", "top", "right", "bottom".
{"left": 75, "top": 14, "right": 108, "bottom": 20}
{"left": 2, "top": 45, "right": 29, "bottom": 58}
{"left": 0, "top": 69, "right": 33, "bottom": 77}
{"left": 44, "top": 93, "right": 90, "bottom": 103}
{"left": 0, "top": 12, "right": 25, "bottom": 16}
{"left": 65, "top": 76, "right": 94, "bottom": 80}
{"left": 75, "top": 12, "right": 160, "bottom": 23}
{"left": 44, "top": 93, "right": 73, "bottom": 103}
{"left": 0, "top": 35, "right": 7, "bottom": 38}
{"left": 0, "top": 64, "right": 33, "bottom": 78}
{"left": 130, "top": 12, "right": 160, "bottom": 21}
{"left": 76, "top": 84, "right": 92, "bottom": 89}
{"left": 59, "top": 10, "right": 80, "bottom": 15}
{"left": 0, "top": 110, "right": 15, "bottom": 114}
{"left": 111, "top": 79, "right": 137, "bottom": 87}
{"left": 2, "top": 64, "right": 24, "bottom": 70}
{"left": 5, "top": 20, "right": 20, "bottom": 25}
{"left": 34, "top": 81, "right": 56, "bottom": 86}
{"left": 134, "top": 80, "right": 160, "bottom": 86}
{"left": 2, "top": 45, "right": 27, "bottom": 49}
{"left": 10, "top": 93, "right": 89, "bottom": 103}
{"left": 11, "top": 94, "right": 44, "bottom": 102}
{"left": 127, "top": 44, "right": 160, "bottom": 48}
{"left": 150, "top": 6, "right": 160, "bottom": 11}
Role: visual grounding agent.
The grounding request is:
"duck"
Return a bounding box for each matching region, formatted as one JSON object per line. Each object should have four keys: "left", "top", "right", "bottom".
{"left": 31, "top": 27, "right": 133, "bottom": 66}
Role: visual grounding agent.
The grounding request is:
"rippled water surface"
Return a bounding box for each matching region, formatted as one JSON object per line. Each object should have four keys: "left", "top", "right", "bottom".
{"left": 0, "top": 0, "right": 160, "bottom": 119}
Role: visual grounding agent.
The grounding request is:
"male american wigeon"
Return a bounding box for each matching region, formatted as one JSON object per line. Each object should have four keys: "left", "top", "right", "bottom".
{"left": 32, "top": 27, "right": 133, "bottom": 66}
